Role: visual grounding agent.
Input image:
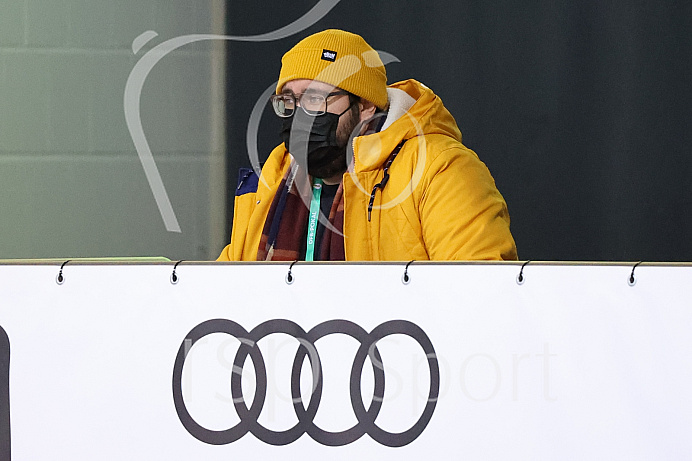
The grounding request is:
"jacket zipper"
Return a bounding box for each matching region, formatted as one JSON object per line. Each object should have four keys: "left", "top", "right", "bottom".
{"left": 367, "top": 140, "right": 407, "bottom": 222}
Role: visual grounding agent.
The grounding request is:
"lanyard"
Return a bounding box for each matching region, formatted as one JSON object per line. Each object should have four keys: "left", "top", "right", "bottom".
{"left": 305, "top": 178, "right": 323, "bottom": 261}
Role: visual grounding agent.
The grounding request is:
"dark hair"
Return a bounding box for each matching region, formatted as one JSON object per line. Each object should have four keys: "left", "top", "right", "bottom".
{"left": 347, "top": 92, "right": 360, "bottom": 118}
{"left": 348, "top": 92, "right": 386, "bottom": 115}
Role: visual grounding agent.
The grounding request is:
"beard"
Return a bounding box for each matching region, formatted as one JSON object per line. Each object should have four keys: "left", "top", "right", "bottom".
{"left": 307, "top": 106, "right": 360, "bottom": 180}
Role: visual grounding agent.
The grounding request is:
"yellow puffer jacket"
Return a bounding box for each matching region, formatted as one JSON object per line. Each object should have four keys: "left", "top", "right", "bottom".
{"left": 218, "top": 79, "right": 517, "bottom": 261}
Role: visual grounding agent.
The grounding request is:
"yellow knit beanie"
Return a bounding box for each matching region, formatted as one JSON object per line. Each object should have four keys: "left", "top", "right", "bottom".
{"left": 277, "top": 29, "right": 388, "bottom": 109}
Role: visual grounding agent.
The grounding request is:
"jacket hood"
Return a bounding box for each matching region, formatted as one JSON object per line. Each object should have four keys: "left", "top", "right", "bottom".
{"left": 352, "top": 79, "right": 463, "bottom": 171}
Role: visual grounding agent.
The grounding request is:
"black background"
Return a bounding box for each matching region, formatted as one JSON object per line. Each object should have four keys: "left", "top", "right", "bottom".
{"left": 225, "top": 0, "right": 692, "bottom": 261}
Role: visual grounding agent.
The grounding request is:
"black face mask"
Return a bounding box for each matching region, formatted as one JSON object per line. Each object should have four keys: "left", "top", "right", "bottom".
{"left": 280, "top": 104, "right": 354, "bottom": 179}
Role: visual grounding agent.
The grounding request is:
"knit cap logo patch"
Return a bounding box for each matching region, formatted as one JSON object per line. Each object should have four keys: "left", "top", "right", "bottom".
{"left": 321, "top": 49, "right": 337, "bottom": 62}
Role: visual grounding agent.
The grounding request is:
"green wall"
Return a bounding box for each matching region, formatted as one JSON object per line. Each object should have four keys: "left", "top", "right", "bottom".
{"left": 0, "top": 0, "right": 226, "bottom": 260}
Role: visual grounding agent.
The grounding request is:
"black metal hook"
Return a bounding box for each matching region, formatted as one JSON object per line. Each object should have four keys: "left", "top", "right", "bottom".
{"left": 628, "top": 261, "right": 643, "bottom": 286}
{"left": 286, "top": 260, "right": 298, "bottom": 285}
{"left": 516, "top": 260, "right": 531, "bottom": 285}
{"left": 402, "top": 260, "right": 415, "bottom": 284}
{"left": 171, "top": 260, "right": 184, "bottom": 284}
{"left": 56, "top": 260, "right": 71, "bottom": 285}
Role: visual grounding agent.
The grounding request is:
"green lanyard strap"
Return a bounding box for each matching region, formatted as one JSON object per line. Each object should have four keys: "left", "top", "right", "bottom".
{"left": 305, "top": 178, "right": 323, "bottom": 261}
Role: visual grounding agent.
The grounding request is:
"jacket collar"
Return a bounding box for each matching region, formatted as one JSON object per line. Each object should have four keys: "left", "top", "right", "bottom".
{"left": 351, "top": 79, "right": 456, "bottom": 172}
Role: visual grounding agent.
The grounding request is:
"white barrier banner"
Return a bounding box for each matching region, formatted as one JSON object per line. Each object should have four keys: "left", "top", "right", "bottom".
{"left": 0, "top": 262, "right": 691, "bottom": 460}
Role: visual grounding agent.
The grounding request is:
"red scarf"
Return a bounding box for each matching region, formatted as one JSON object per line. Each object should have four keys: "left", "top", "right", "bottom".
{"left": 257, "top": 165, "right": 345, "bottom": 261}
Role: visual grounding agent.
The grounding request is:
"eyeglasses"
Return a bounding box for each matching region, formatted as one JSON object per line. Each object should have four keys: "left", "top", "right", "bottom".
{"left": 270, "top": 90, "right": 350, "bottom": 117}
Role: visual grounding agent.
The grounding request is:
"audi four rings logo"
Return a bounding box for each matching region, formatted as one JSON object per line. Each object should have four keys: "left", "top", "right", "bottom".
{"left": 172, "top": 319, "right": 440, "bottom": 447}
{"left": 1, "top": 325, "right": 10, "bottom": 461}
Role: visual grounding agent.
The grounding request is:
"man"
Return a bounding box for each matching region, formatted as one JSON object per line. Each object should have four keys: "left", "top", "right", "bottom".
{"left": 218, "top": 29, "right": 517, "bottom": 261}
